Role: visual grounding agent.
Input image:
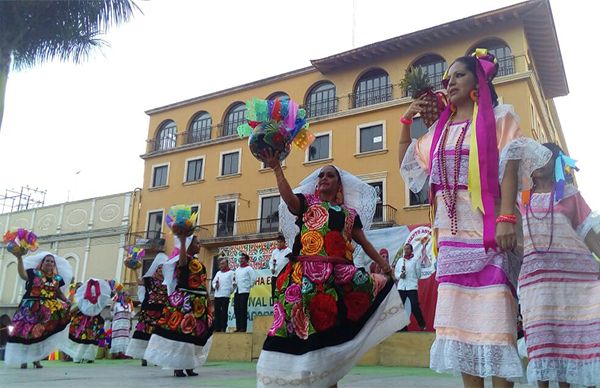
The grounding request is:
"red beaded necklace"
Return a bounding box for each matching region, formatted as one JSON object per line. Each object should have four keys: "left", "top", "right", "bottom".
{"left": 436, "top": 116, "right": 469, "bottom": 235}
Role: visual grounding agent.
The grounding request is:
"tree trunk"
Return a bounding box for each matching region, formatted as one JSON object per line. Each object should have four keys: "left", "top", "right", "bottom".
{"left": 0, "top": 48, "right": 11, "bottom": 133}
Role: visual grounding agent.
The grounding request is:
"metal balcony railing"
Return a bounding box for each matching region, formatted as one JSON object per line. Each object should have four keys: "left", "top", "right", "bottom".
{"left": 197, "top": 217, "right": 280, "bottom": 242}
{"left": 305, "top": 97, "right": 339, "bottom": 118}
{"left": 496, "top": 56, "right": 515, "bottom": 77}
{"left": 371, "top": 204, "right": 397, "bottom": 228}
{"left": 125, "top": 231, "right": 167, "bottom": 252}
{"left": 185, "top": 126, "right": 212, "bottom": 144}
{"left": 351, "top": 85, "right": 393, "bottom": 108}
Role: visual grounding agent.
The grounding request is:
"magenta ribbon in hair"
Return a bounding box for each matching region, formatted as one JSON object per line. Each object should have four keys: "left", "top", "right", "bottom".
{"left": 84, "top": 279, "right": 101, "bottom": 304}
{"left": 429, "top": 50, "right": 499, "bottom": 252}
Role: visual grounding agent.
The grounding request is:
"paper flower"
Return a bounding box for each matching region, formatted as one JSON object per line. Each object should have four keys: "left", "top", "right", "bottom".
{"left": 165, "top": 205, "right": 198, "bottom": 236}
{"left": 3, "top": 228, "right": 38, "bottom": 257}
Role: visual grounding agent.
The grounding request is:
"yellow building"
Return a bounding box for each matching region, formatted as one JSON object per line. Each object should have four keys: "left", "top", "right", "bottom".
{"left": 133, "top": 0, "right": 567, "bottom": 275}
{"left": 0, "top": 192, "right": 135, "bottom": 316}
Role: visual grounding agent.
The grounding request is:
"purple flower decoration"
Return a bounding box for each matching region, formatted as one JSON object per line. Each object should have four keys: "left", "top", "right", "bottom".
{"left": 168, "top": 290, "right": 184, "bottom": 307}
{"left": 195, "top": 319, "right": 207, "bottom": 337}
{"left": 182, "top": 295, "right": 192, "bottom": 313}
{"left": 333, "top": 264, "right": 357, "bottom": 285}
{"left": 302, "top": 261, "right": 333, "bottom": 284}
{"left": 284, "top": 284, "right": 301, "bottom": 304}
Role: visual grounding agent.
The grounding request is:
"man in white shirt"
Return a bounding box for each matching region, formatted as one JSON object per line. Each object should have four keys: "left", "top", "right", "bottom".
{"left": 395, "top": 243, "right": 426, "bottom": 331}
{"left": 268, "top": 235, "right": 292, "bottom": 299}
{"left": 212, "top": 258, "right": 234, "bottom": 332}
{"left": 233, "top": 253, "right": 257, "bottom": 332}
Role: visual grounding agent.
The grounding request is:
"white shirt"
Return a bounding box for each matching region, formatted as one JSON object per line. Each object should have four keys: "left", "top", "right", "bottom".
{"left": 268, "top": 247, "right": 292, "bottom": 276}
{"left": 395, "top": 256, "right": 422, "bottom": 291}
{"left": 234, "top": 266, "right": 257, "bottom": 293}
{"left": 212, "top": 270, "right": 234, "bottom": 298}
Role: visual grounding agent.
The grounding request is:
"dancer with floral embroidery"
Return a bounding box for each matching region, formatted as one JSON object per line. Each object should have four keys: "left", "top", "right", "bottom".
{"left": 399, "top": 49, "right": 543, "bottom": 387}
{"left": 5, "top": 251, "right": 72, "bottom": 368}
{"left": 144, "top": 235, "right": 213, "bottom": 377}
{"left": 257, "top": 154, "right": 408, "bottom": 388}
{"left": 63, "top": 278, "right": 111, "bottom": 363}
{"left": 126, "top": 252, "right": 168, "bottom": 365}
{"left": 503, "top": 142, "right": 600, "bottom": 387}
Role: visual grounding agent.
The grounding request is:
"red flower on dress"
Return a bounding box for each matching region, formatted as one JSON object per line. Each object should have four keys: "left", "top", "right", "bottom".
{"left": 276, "top": 263, "right": 292, "bottom": 291}
{"left": 324, "top": 231, "right": 347, "bottom": 258}
{"left": 344, "top": 291, "right": 371, "bottom": 322}
{"left": 308, "top": 293, "right": 337, "bottom": 332}
{"left": 168, "top": 311, "right": 184, "bottom": 330}
{"left": 31, "top": 323, "right": 45, "bottom": 338}
{"left": 303, "top": 205, "right": 329, "bottom": 230}
{"left": 291, "top": 303, "right": 309, "bottom": 339}
{"left": 188, "top": 273, "right": 203, "bottom": 288}
{"left": 180, "top": 313, "right": 196, "bottom": 334}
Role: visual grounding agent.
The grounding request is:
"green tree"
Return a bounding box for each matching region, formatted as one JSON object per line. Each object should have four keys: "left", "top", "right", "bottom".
{"left": 0, "top": 0, "right": 140, "bottom": 131}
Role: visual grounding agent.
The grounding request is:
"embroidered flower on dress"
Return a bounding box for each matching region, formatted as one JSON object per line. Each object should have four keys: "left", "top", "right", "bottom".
{"left": 180, "top": 313, "right": 196, "bottom": 334}
{"left": 333, "top": 264, "right": 358, "bottom": 285}
{"left": 182, "top": 294, "right": 192, "bottom": 313}
{"left": 284, "top": 284, "right": 302, "bottom": 304}
{"left": 168, "top": 291, "right": 184, "bottom": 307}
{"left": 291, "top": 262, "right": 303, "bottom": 284}
{"left": 301, "top": 276, "right": 315, "bottom": 294}
{"left": 324, "top": 230, "right": 347, "bottom": 258}
{"left": 189, "top": 259, "right": 203, "bottom": 274}
{"left": 303, "top": 205, "right": 329, "bottom": 230}
{"left": 352, "top": 270, "right": 369, "bottom": 285}
{"left": 168, "top": 311, "right": 184, "bottom": 330}
{"left": 269, "top": 301, "right": 285, "bottom": 336}
{"left": 192, "top": 297, "right": 206, "bottom": 318}
{"left": 300, "top": 231, "right": 324, "bottom": 256}
{"left": 291, "top": 303, "right": 309, "bottom": 339}
{"left": 308, "top": 293, "right": 337, "bottom": 332}
{"left": 344, "top": 291, "right": 371, "bottom": 321}
{"left": 302, "top": 261, "right": 333, "bottom": 284}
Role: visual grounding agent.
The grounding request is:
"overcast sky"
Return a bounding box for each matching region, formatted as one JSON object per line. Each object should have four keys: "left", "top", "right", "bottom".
{"left": 1, "top": 0, "right": 598, "bottom": 211}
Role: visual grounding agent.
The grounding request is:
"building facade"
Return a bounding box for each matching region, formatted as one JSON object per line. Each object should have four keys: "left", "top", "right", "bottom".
{"left": 0, "top": 192, "right": 135, "bottom": 316}
{"left": 135, "top": 0, "right": 567, "bottom": 274}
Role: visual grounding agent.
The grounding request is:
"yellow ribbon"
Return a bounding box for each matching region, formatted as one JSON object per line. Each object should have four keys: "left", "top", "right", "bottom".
{"left": 468, "top": 101, "right": 484, "bottom": 213}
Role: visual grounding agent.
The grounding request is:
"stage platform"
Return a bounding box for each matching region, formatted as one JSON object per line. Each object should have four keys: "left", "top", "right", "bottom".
{"left": 207, "top": 316, "right": 435, "bottom": 367}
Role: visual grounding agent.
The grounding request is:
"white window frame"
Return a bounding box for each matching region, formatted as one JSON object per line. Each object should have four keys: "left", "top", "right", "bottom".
{"left": 257, "top": 193, "right": 281, "bottom": 233}
{"left": 214, "top": 199, "right": 238, "bottom": 237}
{"left": 190, "top": 203, "right": 201, "bottom": 226}
{"left": 219, "top": 148, "right": 242, "bottom": 177}
{"left": 305, "top": 130, "right": 332, "bottom": 162}
{"left": 356, "top": 120, "right": 386, "bottom": 154}
{"left": 150, "top": 163, "right": 170, "bottom": 188}
{"left": 183, "top": 155, "right": 206, "bottom": 183}
{"left": 146, "top": 208, "right": 165, "bottom": 239}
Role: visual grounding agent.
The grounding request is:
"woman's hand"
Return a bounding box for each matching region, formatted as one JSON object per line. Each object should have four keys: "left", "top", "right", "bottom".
{"left": 403, "top": 96, "right": 429, "bottom": 120}
{"left": 262, "top": 149, "right": 281, "bottom": 170}
{"left": 496, "top": 222, "right": 517, "bottom": 251}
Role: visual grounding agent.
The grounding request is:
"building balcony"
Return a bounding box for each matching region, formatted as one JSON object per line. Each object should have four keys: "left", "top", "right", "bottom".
{"left": 197, "top": 217, "right": 280, "bottom": 246}
{"left": 126, "top": 231, "right": 166, "bottom": 253}
{"left": 304, "top": 97, "right": 339, "bottom": 119}
{"left": 351, "top": 85, "right": 393, "bottom": 109}
{"left": 371, "top": 204, "right": 398, "bottom": 229}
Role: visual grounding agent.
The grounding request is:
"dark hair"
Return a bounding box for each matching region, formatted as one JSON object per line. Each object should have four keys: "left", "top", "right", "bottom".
{"left": 240, "top": 253, "right": 250, "bottom": 261}
{"left": 276, "top": 235, "right": 286, "bottom": 242}
{"left": 186, "top": 235, "right": 199, "bottom": 255}
{"left": 404, "top": 243, "right": 413, "bottom": 250}
{"left": 542, "top": 142, "right": 574, "bottom": 184}
{"left": 451, "top": 56, "right": 499, "bottom": 107}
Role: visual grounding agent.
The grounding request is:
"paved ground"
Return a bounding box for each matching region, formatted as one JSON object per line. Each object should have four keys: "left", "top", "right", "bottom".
{"left": 0, "top": 359, "right": 534, "bottom": 387}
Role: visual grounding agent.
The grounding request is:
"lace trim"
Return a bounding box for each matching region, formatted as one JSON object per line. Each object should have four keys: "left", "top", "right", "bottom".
{"left": 498, "top": 138, "right": 552, "bottom": 191}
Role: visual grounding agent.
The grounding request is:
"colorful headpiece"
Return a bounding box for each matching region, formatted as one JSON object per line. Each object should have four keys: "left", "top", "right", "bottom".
{"left": 430, "top": 48, "right": 500, "bottom": 252}
{"left": 555, "top": 151, "right": 578, "bottom": 201}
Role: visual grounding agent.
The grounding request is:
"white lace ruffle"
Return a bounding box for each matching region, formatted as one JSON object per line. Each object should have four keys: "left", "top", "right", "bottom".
{"left": 576, "top": 211, "right": 600, "bottom": 240}
{"left": 279, "top": 166, "right": 378, "bottom": 248}
{"left": 527, "top": 357, "right": 600, "bottom": 386}
{"left": 400, "top": 140, "right": 429, "bottom": 194}
{"left": 125, "top": 337, "right": 148, "bottom": 359}
{"left": 75, "top": 278, "right": 111, "bottom": 316}
{"left": 4, "top": 327, "right": 68, "bottom": 366}
{"left": 62, "top": 338, "right": 98, "bottom": 361}
{"left": 499, "top": 137, "right": 552, "bottom": 191}
{"left": 144, "top": 334, "right": 212, "bottom": 370}
{"left": 430, "top": 338, "right": 524, "bottom": 379}
{"left": 257, "top": 288, "right": 408, "bottom": 387}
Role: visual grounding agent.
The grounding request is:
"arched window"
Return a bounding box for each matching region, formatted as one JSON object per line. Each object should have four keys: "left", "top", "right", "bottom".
{"left": 222, "top": 103, "right": 246, "bottom": 137}
{"left": 155, "top": 120, "right": 177, "bottom": 151}
{"left": 472, "top": 39, "right": 514, "bottom": 76}
{"left": 354, "top": 69, "right": 391, "bottom": 108}
{"left": 188, "top": 112, "right": 212, "bottom": 143}
{"left": 305, "top": 82, "right": 337, "bottom": 118}
{"left": 267, "top": 91, "right": 289, "bottom": 101}
{"left": 410, "top": 55, "right": 447, "bottom": 93}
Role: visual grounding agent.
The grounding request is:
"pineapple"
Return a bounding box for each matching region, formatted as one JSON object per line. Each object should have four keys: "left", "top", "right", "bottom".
{"left": 400, "top": 66, "right": 447, "bottom": 127}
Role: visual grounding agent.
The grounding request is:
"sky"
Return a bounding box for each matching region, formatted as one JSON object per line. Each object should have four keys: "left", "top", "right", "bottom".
{"left": 1, "top": 0, "right": 598, "bottom": 211}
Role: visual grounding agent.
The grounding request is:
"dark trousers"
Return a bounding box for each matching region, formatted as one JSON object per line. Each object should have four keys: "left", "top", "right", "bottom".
{"left": 214, "top": 297, "right": 230, "bottom": 332}
{"left": 271, "top": 276, "right": 277, "bottom": 299}
{"left": 399, "top": 289, "right": 426, "bottom": 329}
{"left": 234, "top": 292, "right": 250, "bottom": 332}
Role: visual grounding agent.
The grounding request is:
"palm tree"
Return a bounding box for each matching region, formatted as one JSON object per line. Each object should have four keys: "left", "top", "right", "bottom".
{"left": 0, "top": 0, "right": 140, "bottom": 131}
